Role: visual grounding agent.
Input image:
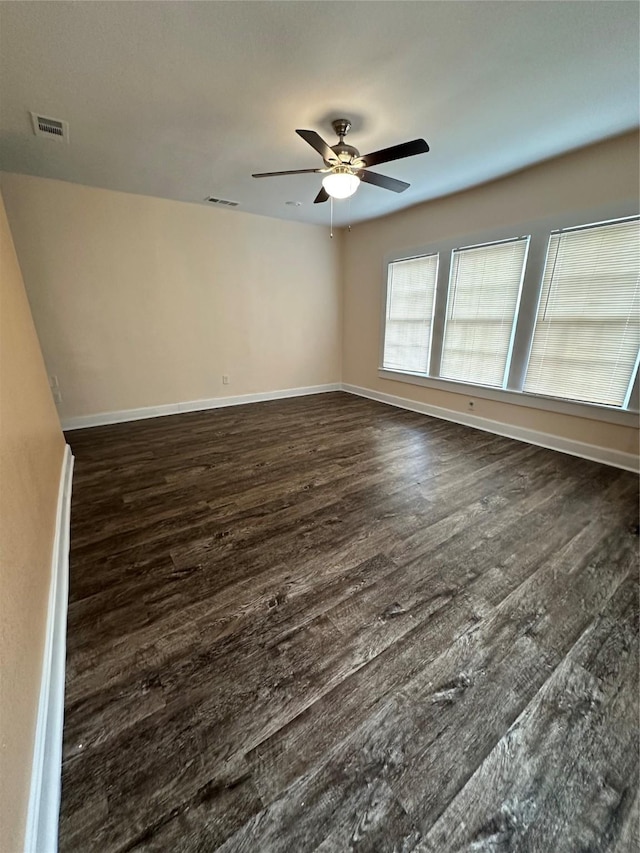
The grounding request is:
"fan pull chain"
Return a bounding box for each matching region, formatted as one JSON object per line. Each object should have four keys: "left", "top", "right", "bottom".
{"left": 330, "top": 196, "right": 333, "bottom": 238}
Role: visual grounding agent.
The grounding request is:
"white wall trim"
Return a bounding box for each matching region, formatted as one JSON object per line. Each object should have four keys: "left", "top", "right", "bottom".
{"left": 58, "top": 380, "right": 637, "bottom": 472}
{"left": 342, "top": 383, "right": 639, "bottom": 473}
{"left": 60, "top": 383, "right": 341, "bottom": 430}
{"left": 376, "top": 368, "right": 639, "bottom": 428}
{"left": 24, "top": 445, "right": 74, "bottom": 853}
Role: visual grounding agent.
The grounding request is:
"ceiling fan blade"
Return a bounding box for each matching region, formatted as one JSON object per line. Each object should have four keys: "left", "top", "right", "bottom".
{"left": 313, "top": 187, "right": 329, "bottom": 204}
{"left": 296, "top": 129, "right": 339, "bottom": 164}
{"left": 358, "top": 170, "right": 410, "bottom": 193}
{"left": 359, "top": 139, "right": 429, "bottom": 169}
{"left": 252, "top": 168, "right": 322, "bottom": 178}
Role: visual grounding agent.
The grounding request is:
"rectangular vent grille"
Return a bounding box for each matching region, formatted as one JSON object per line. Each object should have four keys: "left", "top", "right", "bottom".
{"left": 206, "top": 197, "right": 239, "bottom": 207}
{"left": 30, "top": 112, "right": 69, "bottom": 142}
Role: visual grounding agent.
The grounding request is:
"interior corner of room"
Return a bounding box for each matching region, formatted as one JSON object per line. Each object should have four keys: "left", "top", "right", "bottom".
{"left": 1, "top": 130, "right": 638, "bottom": 464}
{"left": 0, "top": 186, "right": 68, "bottom": 853}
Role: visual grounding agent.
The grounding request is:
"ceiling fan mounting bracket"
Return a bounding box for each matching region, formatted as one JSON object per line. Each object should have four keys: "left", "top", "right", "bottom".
{"left": 331, "top": 118, "right": 352, "bottom": 139}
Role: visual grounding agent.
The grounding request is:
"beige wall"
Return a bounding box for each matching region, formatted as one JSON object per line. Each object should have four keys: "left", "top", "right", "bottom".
{"left": 342, "top": 132, "right": 640, "bottom": 456}
{"left": 0, "top": 190, "right": 66, "bottom": 851}
{"left": 0, "top": 173, "right": 342, "bottom": 421}
{"left": 1, "top": 136, "right": 638, "bottom": 456}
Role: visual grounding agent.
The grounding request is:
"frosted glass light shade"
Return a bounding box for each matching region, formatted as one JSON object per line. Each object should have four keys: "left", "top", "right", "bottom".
{"left": 322, "top": 170, "right": 360, "bottom": 199}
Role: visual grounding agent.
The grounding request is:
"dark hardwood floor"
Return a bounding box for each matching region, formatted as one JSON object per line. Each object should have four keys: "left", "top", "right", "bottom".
{"left": 60, "top": 392, "right": 639, "bottom": 852}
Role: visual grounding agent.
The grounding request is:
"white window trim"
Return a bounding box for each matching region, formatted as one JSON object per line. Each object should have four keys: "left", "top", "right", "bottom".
{"left": 377, "top": 368, "right": 637, "bottom": 426}
{"left": 440, "top": 235, "right": 530, "bottom": 389}
{"left": 382, "top": 252, "right": 439, "bottom": 376}
{"left": 378, "top": 201, "right": 640, "bottom": 429}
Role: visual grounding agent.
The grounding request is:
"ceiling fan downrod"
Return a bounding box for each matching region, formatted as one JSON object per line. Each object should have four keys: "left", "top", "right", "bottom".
{"left": 329, "top": 119, "right": 361, "bottom": 167}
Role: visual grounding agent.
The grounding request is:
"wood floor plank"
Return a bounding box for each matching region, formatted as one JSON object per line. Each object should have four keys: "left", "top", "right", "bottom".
{"left": 60, "top": 392, "right": 639, "bottom": 852}
{"left": 416, "top": 575, "right": 639, "bottom": 853}
{"left": 117, "top": 766, "right": 264, "bottom": 853}
{"left": 611, "top": 788, "right": 640, "bottom": 853}
{"left": 232, "top": 522, "right": 635, "bottom": 850}
{"left": 390, "top": 522, "right": 637, "bottom": 823}
{"left": 64, "top": 443, "right": 587, "bottom": 764}
{"left": 246, "top": 468, "right": 631, "bottom": 805}
{"left": 66, "top": 436, "right": 576, "bottom": 689}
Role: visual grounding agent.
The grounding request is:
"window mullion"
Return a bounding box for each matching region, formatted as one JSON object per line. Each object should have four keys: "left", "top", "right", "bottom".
{"left": 428, "top": 250, "right": 451, "bottom": 378}
{"left": 505, "top": 232, "right": 549, "bottom": 391}
{"left": 624, "top": 355, "right": 640, "bottom": 410}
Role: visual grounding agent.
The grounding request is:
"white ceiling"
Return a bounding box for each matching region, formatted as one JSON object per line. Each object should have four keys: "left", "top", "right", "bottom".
{"left": 0, "top": 1, "right": 638, "bottom": 227}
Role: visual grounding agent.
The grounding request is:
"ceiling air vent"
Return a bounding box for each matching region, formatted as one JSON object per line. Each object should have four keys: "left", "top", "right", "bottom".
{"left": 30, "top": 112, "right": 69, "bottom": 142}
{"left": 206, "top": 196, "right": 239, "bottom": 207}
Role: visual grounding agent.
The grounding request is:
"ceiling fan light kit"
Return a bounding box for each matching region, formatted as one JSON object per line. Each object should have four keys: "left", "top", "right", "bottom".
{"left": 252, "top": 118, "right": 429, "bottom": 204}
{"left": 322, "top": 166, "right": 360, "bottom": 199}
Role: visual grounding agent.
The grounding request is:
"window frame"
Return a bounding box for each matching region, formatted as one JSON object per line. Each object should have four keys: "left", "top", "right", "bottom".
{"left": 381, "top": 251, "right": 439, "bottom": 376}
{"left": 378, "top": 201, "right": 640, "bottom": 428}
{"left": 439, "top": 235, "right": 530, "bottom": 390}
{"left": 523, "top": 218, "right": 640, "bottom": 408}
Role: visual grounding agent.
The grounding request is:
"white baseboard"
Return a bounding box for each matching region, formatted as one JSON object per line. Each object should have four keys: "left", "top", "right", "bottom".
{"left": 24, "top": 445, "right": 74, "bottom": 853}
{"left": 342, "top": 383, "right": 639, "bottom": 473}
{"left": 58, "top": 380, "right": 637, "bottom": 472}
{"left": 61, "top": 383, "right": 341, "bottom": 431}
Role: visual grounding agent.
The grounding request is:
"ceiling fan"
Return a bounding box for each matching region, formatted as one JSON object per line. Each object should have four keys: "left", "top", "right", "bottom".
{"left": 252, "top": 119, "right": 430, "bottom": 203}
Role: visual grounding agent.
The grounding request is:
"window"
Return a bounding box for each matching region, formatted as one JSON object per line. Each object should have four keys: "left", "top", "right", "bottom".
{"left": 525, "top": 218, "right": 640, "bottom": 407}
{"left": 382, "top": 253, "right": 438, "bottom": 374}
{"left": 440, "top": 237, "right": 529, "bottom": 388}
{"left": 379, "top": 212, "right": 640, "bottom": 419}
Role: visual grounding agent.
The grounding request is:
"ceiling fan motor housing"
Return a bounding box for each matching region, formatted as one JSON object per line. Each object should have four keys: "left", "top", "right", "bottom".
{"left": 328, "top": 119, "right": 361, "bottom": 167}
{"left": 328, "top": 143, "right": 360, "bottom": 166}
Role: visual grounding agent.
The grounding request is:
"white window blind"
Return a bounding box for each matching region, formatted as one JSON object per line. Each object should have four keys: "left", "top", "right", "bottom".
{"left": 382, "top": 254, "right": 438, "bottom": 374}
{"left": 524, "top": 217, "right": 640, "bottom": 408}
{"left": 440, "top": 237, "right": 529, "bottom": 387}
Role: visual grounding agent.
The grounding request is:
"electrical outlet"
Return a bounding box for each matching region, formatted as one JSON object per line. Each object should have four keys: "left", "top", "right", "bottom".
{"left": 222, "top": 375, "right": 230, "bottom": 385}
